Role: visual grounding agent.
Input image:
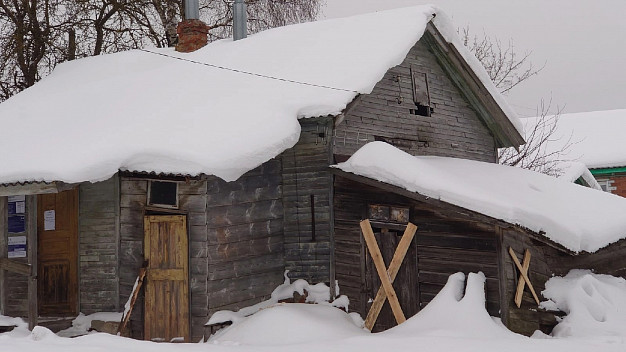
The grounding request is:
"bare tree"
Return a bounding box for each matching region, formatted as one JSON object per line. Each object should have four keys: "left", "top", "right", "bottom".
{"left": 460, "top": 27, "right": 577, "bottom": 176}
{"left": 460, "top": 26, "right": 544, "bottom": 94}
{"left": 0, "top": 0, "right": 321, "bottom": 102}
{"left": 497, "top": 99, "right": 578, "bottom": 176}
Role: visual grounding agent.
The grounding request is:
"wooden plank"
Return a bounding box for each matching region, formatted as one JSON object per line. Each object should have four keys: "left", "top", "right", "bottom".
{"left": 360, "top": 219, "right": 406, "bottom": 326}
{"left": 118, "top": 266, "right": 147, "bottom": 335}
{"left": 27, "top": 195, "right": 37, "bottom": 330}
{"left": 0, "top": 258, "right": 30, "bottom": 275}
{"left": 364, "top": 222, "right": 417, "bottom": 330}
{"left": 148, "top": 269, "right": 185, "bottom": 281}
{"left": 508, "top": 247, "right": 540, "bottom": 306}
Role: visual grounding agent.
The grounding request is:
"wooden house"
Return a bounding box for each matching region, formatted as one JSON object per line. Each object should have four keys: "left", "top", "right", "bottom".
{"left": 8, "top": 5, "right": 615, "bottom": 342}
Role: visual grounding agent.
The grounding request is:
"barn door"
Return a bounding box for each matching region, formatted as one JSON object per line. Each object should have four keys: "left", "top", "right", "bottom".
{"left": 37, "top": 188, "right": 79, "bottom": 316}
{"left": 365, "top": 228, "right": 419, "bottom": 332}
{"left": 144, "top": 215, "right": 190, "bottom": 342}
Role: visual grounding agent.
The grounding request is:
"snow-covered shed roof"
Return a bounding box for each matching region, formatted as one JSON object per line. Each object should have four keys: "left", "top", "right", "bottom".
{"left": 334, "top": 142, "right": 626, "bottom": 253}
{"left": 523, "top": 109, "right": 626, "bottom": 170}
{"left": 0, "top": 5, "right": 522, "bottom": 186}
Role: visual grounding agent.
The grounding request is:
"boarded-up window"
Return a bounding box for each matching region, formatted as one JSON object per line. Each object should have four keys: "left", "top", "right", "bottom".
{"left": 410, "top": 66, "right": 432, "bottom": 117}
{"left": 148, "top": 181, "right": 178, "bottom": 208}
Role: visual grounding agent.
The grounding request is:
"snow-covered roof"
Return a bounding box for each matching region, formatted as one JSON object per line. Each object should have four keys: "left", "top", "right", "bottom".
{"left": 558, "top": 161, "right": 602, "bottom": 190}
{"left": 0, "top": 5, "right": 521, "bottom": 185}
{"left": 335, "top": 142, "right": 626, "bottom": 253}
{"left": 523, "top": 109, "right": 626, "bottom": 170}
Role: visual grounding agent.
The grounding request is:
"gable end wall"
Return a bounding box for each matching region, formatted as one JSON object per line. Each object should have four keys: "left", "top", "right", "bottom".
{"left": 335, "top": 39, "right": 497, "bottom": 162}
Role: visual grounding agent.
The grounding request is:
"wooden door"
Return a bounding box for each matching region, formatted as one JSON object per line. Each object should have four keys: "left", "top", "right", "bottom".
{"left": 37, "top": 189, "right": 79, "bottom": 316}
{"left": 365, "top": 228, "right": 419, "bottom": 332}
{"left": 144, "top": 215, "right": 190, "bottom": 342}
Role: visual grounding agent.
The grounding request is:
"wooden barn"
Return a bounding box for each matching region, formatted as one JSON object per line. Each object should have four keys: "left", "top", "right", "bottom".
{"left": 4, "top": 4, "right": 622, "bottom": 342}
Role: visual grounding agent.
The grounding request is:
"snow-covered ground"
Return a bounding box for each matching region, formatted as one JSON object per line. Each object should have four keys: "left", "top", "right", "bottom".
{"left": 3, "top": 271, "right": 626, "bottom": 352}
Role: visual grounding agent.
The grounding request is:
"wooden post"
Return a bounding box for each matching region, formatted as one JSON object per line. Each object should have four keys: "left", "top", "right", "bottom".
{"left": 360, "top": 219, "right": 406, "bottom": 326}
{"left": 0, "top": 197, "right": 7, "bottom": 314}
{"left": 364, "top": 222, "right": 417, "bottom": 330}
{"left": 27, "top": 195, "right": 38, "bottom": 330}
{"left": 118, "top": 266, "right": 147, "bottom": 335}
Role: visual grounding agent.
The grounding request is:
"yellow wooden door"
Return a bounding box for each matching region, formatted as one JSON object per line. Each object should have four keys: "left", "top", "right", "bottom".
{"left": 143, "top": 215, "right": 190, "bottom": 342}
{"left": 37, "top": 189, "right": 78, "bottom": 316}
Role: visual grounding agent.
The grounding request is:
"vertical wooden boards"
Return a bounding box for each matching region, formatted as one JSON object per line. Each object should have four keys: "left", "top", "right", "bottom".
{"left": 37, "top": 189, "right": 78, "bottom": 316}
{"left": 144, "top": 215, "right": 190, "bottom": 342}
{"left": 364, "top": 222, "right": 417, "bottom": 330}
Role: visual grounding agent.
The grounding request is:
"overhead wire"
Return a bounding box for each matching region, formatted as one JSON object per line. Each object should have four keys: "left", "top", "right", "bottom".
{"left": 138, "top": 48, "right": 359, "bottom": 93}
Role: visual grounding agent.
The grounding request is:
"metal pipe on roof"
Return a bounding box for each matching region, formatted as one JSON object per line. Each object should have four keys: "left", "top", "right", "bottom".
{"left": 233, "top": 0, "right": 247, "bottom": 41}
{"left": 185, "top": 0, "right": 200, "bottom": 20}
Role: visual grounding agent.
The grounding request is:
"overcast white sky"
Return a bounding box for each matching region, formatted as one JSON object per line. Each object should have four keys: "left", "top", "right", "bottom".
{"left": 321, "top": 0, "right": 626, "bottom": 117}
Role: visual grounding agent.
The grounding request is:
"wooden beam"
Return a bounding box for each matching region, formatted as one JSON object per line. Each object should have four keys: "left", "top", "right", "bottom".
{"left": 118, "top": 266, "right": 147, "bottom": 336}
{"left": 364, "top": 222, "right": 417, "bottom": 330}
{"left": 508, "top": 247, "right": 540, "bottom": 306}
{"left": 0, "top": 182, "right": 77, "bottom": 197}
{"left": 360, "top": 219, "right": 406, "bottom": 325}
{"left": 27, "top": 195, "right": 38, "bottom": 330}
{"left": 0, "top": 258, "right": 30, "bottom": 275}
{"left": 513, "top": 249, "right": 533, "bottom": 307}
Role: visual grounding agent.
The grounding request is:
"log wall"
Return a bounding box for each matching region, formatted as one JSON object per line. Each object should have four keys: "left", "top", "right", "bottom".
{"left": 78, "top": 177, "right": 120, "bottom": 313}
{"left": 205, "top": 158, "right": 285, "bottom": 337}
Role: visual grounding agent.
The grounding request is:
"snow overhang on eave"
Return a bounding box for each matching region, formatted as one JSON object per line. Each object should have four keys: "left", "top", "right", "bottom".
{"left": 0, "top": 181, "right": 78, "bottom": 197}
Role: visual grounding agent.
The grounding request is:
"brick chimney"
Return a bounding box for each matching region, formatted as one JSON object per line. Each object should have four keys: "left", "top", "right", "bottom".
{"left": 176, "top": 0, "right": 208, "bottom": 53}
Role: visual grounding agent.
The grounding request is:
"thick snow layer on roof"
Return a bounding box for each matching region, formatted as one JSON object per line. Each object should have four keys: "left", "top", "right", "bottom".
{"left": 522, "top": 109, "right": 626, "bottom": 170}
{"left": 0, "top": 5, "right": 520, "bottom": 185}
{"left": 335, "top": 142, "right": 626, "bottom": 253}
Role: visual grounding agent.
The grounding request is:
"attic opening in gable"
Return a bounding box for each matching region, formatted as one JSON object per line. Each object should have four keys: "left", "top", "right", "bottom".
{"left": 410, "top": 66, "right": 433, "bottom": 117}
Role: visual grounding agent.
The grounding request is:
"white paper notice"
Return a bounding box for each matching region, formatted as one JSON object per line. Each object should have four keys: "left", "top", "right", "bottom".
{"left": 15, "top": 201, "right": 25, "bottom": 214}
{"left": 8, "top": 236, "right": 26, "bottom": 245}
{"left": 44, "top": 210, "right": 56, "bottom": 231}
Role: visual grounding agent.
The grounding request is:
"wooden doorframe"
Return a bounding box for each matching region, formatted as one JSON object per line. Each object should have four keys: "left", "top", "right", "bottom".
{"left": 143, "top": 214, "right": 190, "bottom": 342}
{"left": 37, "top": 188, "right": 79, "bottom": 316}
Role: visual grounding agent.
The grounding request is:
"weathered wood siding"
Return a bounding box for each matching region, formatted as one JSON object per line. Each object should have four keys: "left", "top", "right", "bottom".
{"left": 1, "top": 196, "right": 29, "bottom": 318}
{"left": 563, "top": 240, "right": 626, "bottom": 278}
{"left": 500, "top": 228, "right": 563, "bottom": 335}
{"left": 282, "top": 117, "right": 333, "bottom": 283}
{"left": 78, "top": 177, "right": 120, "bottom": 313}
{"left": 334, "top": 176, "right": 502, "bottom": 329}
{"left": 205, "top": 159, "right": 285, "bottom": 334}
{"left": 119, "top": 176, "right": 208, "bottom": 340}
{"left": 335, "top": 39, "right": 497, "bottom": 162}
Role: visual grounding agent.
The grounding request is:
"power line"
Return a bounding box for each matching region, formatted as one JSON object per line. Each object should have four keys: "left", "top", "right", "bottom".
{"left": 139, "top": 48, "right": 358, "bottom": 93}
